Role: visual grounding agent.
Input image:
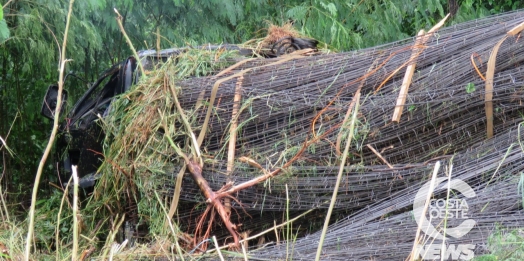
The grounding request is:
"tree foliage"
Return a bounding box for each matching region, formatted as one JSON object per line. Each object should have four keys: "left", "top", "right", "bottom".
{"left": 1, "top": 0, "right": 523, "bottom": 202}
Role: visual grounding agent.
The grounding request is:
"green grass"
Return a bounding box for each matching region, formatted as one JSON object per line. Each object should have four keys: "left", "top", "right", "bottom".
{"left": 474, "top": 227, "right": 524, "bottom": 261}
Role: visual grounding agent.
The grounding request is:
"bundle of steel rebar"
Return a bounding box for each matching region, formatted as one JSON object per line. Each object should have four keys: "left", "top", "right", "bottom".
{"left": 251, "top": 124, "right": 524, "bottom": 260}
{"left": 98, "top": 9, "right": 524, "bottom": 259}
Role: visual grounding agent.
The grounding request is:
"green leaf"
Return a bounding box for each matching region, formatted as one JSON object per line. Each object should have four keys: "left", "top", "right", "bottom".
{"left": 0, "top": 19, "right": 10, "bottom": 41}
{"left": 320, "top": 2, "right": 337, "bottom": 17}
{"left": 286, "top": 5, "right": 308, "bottom": 21}
{"left": 0, "top": 7, "right": 3, "bottom": 20}
{"left": 465, "top": 82, "right": 476, "bottom": 94}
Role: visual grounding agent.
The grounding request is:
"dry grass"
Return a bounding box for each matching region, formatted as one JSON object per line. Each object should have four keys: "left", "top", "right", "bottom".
{"left": 262, "top": 23, "right": 301, "bottom": 46}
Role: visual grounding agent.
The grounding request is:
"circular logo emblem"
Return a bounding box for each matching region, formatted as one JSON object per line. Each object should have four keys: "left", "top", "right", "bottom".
{"left": 413, "top": 177, "right": 476, "bottom": 240}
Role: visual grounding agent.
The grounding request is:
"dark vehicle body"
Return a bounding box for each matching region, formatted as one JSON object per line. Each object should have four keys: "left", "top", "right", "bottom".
{"left": 42, "top": 56, "right": 137, "bottom": 187}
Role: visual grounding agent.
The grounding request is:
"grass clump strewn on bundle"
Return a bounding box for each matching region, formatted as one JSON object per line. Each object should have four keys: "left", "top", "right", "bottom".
{"left": 93, "top": 47, "right": 240, "bottom": 244}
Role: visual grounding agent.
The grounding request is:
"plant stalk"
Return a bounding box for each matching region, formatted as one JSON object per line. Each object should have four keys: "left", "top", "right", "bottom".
{"left": 72, "top": 165, "right": 79, "bottom": 261}
{"left": 24, "top": 0, "right": 75, "bottom": 259}
{"left": 315, "top": 91, "right": 360, "bottom": 261}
